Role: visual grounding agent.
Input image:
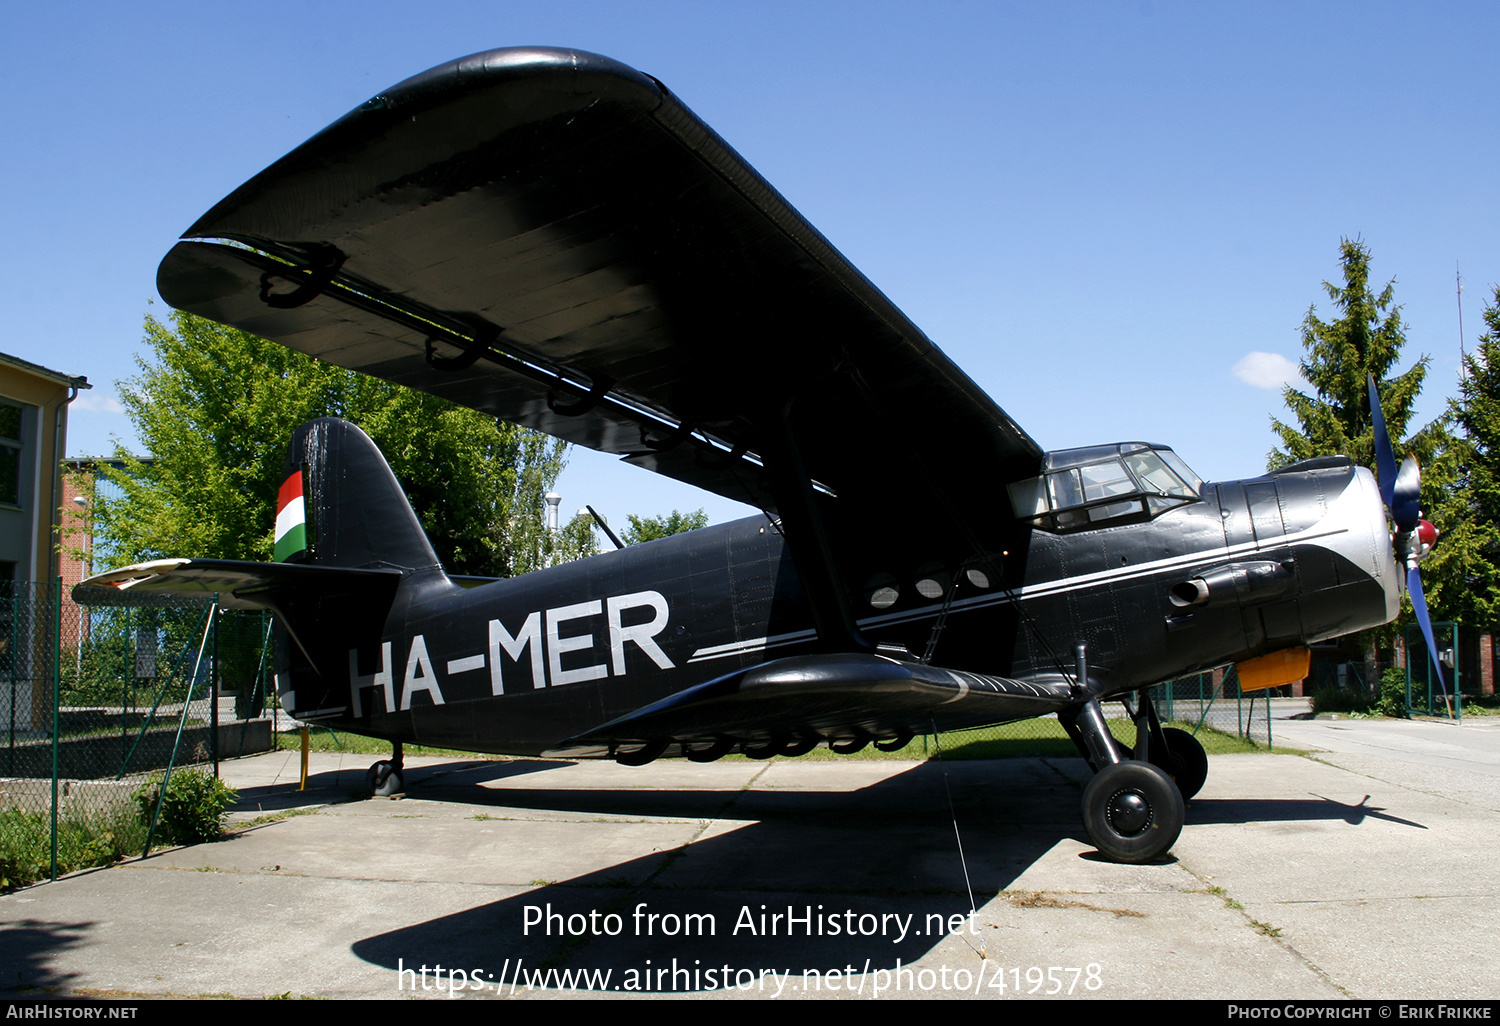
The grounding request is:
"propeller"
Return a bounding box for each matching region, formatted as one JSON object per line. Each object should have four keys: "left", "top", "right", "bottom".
{"left": 1367, "top": 374, "right": 1448, "bottom": 702}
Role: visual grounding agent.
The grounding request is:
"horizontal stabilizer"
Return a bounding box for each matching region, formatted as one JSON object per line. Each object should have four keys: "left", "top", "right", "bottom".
{"left": 565, "top": 653, "right": 1074, "bottom": 747}
{"left": 74, "top": 558, "right": 402, "bottom": 610}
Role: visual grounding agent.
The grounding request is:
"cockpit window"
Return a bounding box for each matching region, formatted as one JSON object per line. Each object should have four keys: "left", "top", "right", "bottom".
{"left": 1123, "top": 451, "right": 1194, "bottom": 498}
{"left": 1080, "top": 459, "right": 1135, "bottom": 502}
{"left": 1007, "top": 444, "right": 1203, "bottom": 533}
{"left": 1047, "top": 468, "right": 1084, "bottom": 509}
{"left": 1158, "top": 449, "right": 1203, "bottom": 493}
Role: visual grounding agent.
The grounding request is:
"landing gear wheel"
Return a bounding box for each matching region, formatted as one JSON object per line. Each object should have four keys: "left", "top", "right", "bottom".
{"left": 1151, "top": 727, "right": 1208, "bottom": 800}
{"left": 366, "top": 760, "right": 404, "bottom": 798}
{"left": 1081, "top": 761, "right": 1183, "bottom": 863}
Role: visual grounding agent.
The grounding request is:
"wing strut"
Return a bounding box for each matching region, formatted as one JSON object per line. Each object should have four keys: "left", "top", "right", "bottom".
{"left": 758, "top": 402, "right": 872, "bottom": 654}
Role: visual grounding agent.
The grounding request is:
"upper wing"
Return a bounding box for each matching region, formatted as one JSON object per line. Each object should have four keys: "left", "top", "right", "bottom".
{"left": 157, "top": 47, "right": 1043, "bottom": 615}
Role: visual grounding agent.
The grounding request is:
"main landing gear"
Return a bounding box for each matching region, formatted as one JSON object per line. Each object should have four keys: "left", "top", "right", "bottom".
{"left": 1060, "top": 691, "right": 1204, "bottom": 863}
{"left": 367, "top": 741, "right": 405, "bottom": 797}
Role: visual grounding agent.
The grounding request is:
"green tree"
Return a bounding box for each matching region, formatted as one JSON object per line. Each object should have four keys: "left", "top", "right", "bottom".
{"left": 1269, "top": 238, "right": 1440, "bottom": 476}
{"left": 621, "top": 509, "right": 709, "bottom": 545}
{"left": 1424, "top": 288, "right": 1500, "bottom": 630}
{"left": 95, "top": 312, "right": 570, "bottom": 578}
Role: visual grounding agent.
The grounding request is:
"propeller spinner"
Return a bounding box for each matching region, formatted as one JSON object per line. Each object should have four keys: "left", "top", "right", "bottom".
{"left": 1367, "top": 374, "right": 1448, "bottom": 701}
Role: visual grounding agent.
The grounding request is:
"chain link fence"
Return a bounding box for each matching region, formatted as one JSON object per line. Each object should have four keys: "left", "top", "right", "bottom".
{"left": 1, "top": 582, "right": 274, "bottom": 887}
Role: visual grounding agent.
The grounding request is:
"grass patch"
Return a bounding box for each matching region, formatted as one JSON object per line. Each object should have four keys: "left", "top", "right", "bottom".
{"left": 0, "top": 806, "right": 146, "bottom": 891}
{"left": 273, "top": 729, "right": 500, "bottom": 760}
{"left": 795, "top": 719, "right": 1259, "bottom": 761}
{"left": 232, "top": 807, "right": 322, "bottom": 831}
{"left": 1454, "top": 695, "right": 1500, "bottom": 716}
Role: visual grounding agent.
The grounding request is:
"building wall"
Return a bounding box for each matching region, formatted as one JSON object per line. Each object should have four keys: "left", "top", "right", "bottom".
{"left": 0, "top": 358, "right": 82, "bottom": 587}
{"left": 1, "top": 356, "right": 85, "bottom": 733}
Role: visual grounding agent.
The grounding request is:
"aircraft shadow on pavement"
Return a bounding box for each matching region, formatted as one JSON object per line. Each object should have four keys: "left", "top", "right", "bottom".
{"left": 349, "top": 759, "right": 1082, "bottom": 989}
{"left": 342, "top": 756, "right": 1421, "bottom": 992}
{"left": 227, "top": 757, "right": 573, "bottom": 812}
{"left": 1186, "top": 793, "right": 1427, "bottom": 830}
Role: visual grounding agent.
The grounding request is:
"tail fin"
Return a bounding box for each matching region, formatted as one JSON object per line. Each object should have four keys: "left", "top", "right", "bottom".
{"left": 76, "top": 418, "right": 444, "bottom": 725}
{"left": 276, "top": 418, "right": 441, "bottom": 573}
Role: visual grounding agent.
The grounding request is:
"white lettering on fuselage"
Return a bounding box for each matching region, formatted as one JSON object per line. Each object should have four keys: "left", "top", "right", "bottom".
{"left": 489, "top": 611, "right": 544, "bottom": 694}
{"left": 348, "top": 641, "right": 394, "bottom": 716}
{"left": 547, "top": 600, "right": 609, "bottom": 687}
{"left": 348, "top": 590, "right": 676, "bottom": 712}
{"left": 400, "top": 634, "right": 444, "bottom": 709}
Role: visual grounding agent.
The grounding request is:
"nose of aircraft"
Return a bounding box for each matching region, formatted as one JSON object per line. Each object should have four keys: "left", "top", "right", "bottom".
{"left": 1356, "top": 465, "right": 1404, "bottom": 625}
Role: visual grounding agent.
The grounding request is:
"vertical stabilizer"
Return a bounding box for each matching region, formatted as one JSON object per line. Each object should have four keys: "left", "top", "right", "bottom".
{"left": 279, "top": 418, "right": 441, "bottom": 573}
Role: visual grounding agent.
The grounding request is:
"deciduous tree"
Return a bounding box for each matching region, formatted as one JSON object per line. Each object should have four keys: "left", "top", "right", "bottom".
{"left": 94, "top": 312, "right": 570, "bottom": 578}
{"left": 622, "top": 509, "right": 709, "bottom": 545}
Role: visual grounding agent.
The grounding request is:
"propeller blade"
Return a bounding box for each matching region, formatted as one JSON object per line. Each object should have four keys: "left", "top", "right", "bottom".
{"left": 1367, "top": 373, "right": 1397, "bottom": 511}
{"left": 1392, "top": 454, "right": 1422, "bottom": 532}
{"left": 1406, "top": 565, "right": 1451, "bottom": 701}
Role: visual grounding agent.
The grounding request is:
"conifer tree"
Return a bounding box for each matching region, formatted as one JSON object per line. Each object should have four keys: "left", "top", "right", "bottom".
{"left": 1269, "top": 238, "right": 1437, "bottom": 475}
{"left": 1425, "top": 288, "right": 1500, "bottom": 630}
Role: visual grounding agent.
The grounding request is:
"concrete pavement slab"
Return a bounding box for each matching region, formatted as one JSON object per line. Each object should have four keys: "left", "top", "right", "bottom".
{"left": 1, "top": 739, "right": 1495, "bottom": 1000}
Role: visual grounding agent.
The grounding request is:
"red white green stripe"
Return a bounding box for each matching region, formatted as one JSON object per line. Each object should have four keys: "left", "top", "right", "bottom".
{"left": 274, "top": 471, "right": 307, "bottom": 562}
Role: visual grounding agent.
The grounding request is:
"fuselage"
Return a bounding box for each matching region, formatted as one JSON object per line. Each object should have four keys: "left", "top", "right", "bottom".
{"left": 290, "top": 445, "right": 1398, "bottom": 756}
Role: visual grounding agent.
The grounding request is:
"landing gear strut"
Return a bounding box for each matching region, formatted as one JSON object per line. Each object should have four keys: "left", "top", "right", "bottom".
{"left": 367, "top": 741, "right": 405, "bottom": 797}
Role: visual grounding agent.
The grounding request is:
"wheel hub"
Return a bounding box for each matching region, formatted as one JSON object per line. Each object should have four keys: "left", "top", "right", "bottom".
{"left": 1107, "top": 789, "right": 1151, "bottom": 835}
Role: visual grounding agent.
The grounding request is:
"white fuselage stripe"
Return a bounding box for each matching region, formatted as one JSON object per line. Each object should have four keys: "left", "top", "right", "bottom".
{"left": 686, "top": 479, "right": 1375, "bottom": 667}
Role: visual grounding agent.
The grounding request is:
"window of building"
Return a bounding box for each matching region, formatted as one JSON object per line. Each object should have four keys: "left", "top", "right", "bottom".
{"left": 0, "top": 402, "right": 22, "bottom": 507}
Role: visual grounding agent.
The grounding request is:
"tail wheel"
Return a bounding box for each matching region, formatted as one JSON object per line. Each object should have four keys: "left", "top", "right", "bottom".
{"left": 366, "top": 760, "right": 404, "bottom": 797}
{"left": 1152, "top": 727, "right": 1208, "bottom": 800}
{"left": 1081, "top": 761, "right": 1183, "bottom": 863}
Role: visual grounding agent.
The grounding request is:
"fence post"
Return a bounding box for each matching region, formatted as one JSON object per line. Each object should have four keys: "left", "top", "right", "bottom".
{"left": 50, "top": 578, "right": 61, "bottom": 882}
{"left": 211, "top": 600, "right": 219, "bottom": 777}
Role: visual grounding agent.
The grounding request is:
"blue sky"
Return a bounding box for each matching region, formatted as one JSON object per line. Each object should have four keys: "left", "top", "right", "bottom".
{"left": 4, "top": 1, "right": 1495, "bottom": 531}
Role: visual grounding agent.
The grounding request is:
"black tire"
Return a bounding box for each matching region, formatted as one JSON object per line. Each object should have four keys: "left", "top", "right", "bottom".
{"left": 1081, "top": 761, "right": 1184, "bottom": 863}
{"left": 366, "top": 760, "right": 404, "bottom": 798}
{"left": 1152, "top": 727, "right": 1208, "bottom": 800}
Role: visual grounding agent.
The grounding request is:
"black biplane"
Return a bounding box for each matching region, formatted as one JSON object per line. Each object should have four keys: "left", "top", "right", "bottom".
{"left": 80, "top": 48, "right": 1441, "bottom": 863}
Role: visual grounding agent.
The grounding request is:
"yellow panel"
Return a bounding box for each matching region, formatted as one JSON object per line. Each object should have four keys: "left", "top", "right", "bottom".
{"left": 1237, "top": 646, "right": 1312, "bottom": 692}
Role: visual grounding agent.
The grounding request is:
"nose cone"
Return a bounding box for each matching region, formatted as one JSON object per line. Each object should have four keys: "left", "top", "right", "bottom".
{"left": 1348, "top": 466, "right": 1401, "bottom": 624}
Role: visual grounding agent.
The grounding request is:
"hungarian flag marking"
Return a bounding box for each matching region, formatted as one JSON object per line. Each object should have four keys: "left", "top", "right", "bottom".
{"left": 274, "top": 471, "right": 307, "bottom": 562}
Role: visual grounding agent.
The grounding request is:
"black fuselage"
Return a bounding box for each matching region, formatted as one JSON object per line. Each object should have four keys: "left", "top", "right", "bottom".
{"left": 290, "top": 457, "right": 1395, "bottom": 756}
